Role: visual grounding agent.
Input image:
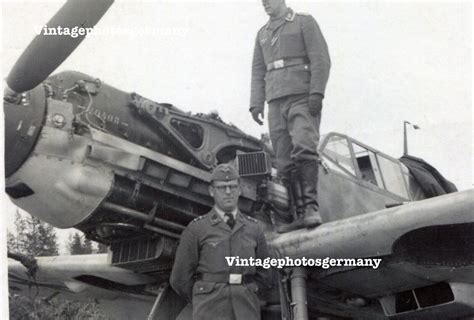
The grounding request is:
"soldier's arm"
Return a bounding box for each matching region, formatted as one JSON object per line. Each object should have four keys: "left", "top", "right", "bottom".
{"left": 250, "top": 33, "right": 266, "bottom": 111}
{"left": 255, "top": 223, "right": 271, "bottom": 289}
{"left": 170, "top": 225, "right": 199, "bottom": 303}
{"left": 301, "top": 15, "right": 331, "bottom": 96}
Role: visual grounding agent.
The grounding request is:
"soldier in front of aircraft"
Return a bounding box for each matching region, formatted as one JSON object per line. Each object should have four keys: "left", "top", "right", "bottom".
{"left": 170, "top": 164, "right": 270, "bottom": 320}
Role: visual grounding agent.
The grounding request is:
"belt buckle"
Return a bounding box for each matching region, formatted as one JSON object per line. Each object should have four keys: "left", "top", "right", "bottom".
{"left": 273, "top": 59, "right": 284, "bottom": 69}
{"left": 229, "top": 274, "right": 242, "bottom": 284}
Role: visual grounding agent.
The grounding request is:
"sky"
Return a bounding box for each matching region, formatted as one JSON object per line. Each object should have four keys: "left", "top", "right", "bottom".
{"left": 0, "top": 0, "right": 472, "bottom": 315}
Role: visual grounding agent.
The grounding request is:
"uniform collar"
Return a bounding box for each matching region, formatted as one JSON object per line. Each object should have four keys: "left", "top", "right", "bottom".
{"left": 235, "top": 212, "right": 247, "bottom": 226}
{"left": 284, "top": 8, "right": 296, "bottom": 21}
{"left": 265, "top": 7, "right": 295, "bottom": 30}
{"left": 209, "top": 208, "right": 239, "bottom": 226}
{"left": 209, "top": 208, "right": 245, "bottom": 234}
{"left": 213, "top": 206, "right": 238, "bottom": 220}
{"left": 232, "top": 212, "right": 246, "bottom": 234}
{"left": 209, "top": 209, "right": 222, "bottom": 226}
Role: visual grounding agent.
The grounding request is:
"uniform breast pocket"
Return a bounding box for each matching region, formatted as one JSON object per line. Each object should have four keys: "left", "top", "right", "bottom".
{"left": 201, "top": 239, "right": 228, "bottom": 268}
{"left": 279, "top": 31, "right": 305, "bottom": 57}
{"left": 237, "top": 238, "right": 257, "bottom": 259}
{"left": 242, "top": 238, "right": 257, "bottom": 249}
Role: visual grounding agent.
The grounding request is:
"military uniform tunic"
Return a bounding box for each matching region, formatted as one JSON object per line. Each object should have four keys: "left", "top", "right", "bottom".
{"left": 170, "top": 209, "right": 269, "bottom": 320}
{"left": 250, "top": 8, "right": 331, "bottom": 177}
{"left": 250, "top": 8, "right": 330, "bottom": 109}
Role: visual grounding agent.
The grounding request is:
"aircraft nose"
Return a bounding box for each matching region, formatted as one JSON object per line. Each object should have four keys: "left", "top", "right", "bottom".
{"left": 4, "top": 85, "right": 47, "bottom": 178}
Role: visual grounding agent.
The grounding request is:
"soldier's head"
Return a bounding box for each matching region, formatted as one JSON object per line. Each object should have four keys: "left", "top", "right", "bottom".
{"left": 262, "top": 0, "right": 287, "bottom": 18}
{"left": 209, "top": 163, "right": 241, "bottom": 212}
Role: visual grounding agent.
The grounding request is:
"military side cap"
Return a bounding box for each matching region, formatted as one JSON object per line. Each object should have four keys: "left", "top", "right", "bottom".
{"left": 211, "top": 163, "right": 239, "bottom": 182}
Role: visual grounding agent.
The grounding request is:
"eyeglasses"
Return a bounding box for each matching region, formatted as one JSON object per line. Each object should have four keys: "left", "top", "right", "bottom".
{"left": 213, "top": 184, "right": 240, "bottom": 192}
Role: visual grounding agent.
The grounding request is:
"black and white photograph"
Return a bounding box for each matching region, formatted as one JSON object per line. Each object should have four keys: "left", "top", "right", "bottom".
{"left": 1, "top": 0, "right": 472, "bottom": 319}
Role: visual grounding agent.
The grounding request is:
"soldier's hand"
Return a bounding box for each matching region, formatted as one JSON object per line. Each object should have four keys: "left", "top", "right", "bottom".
{"left": 309, "top": 93, "right": 323, "bottom": 117}
{"left": 251, "top": 107, "right": 264, "bottom": 125}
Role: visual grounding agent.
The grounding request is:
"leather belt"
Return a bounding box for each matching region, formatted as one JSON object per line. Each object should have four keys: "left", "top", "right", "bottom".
{"left": 199, "top": 273, "right": 254, "bottom": 285}
{"left": 266, "top": 57, "right": 309, "bottom": 71}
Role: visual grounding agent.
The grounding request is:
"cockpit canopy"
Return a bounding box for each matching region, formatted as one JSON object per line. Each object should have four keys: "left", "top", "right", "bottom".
{"left": 320, "top": 133, "right": 425, "bottom": 201}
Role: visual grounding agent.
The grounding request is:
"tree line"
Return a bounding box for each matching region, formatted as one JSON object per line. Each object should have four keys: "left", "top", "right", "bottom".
{"left": 7, "top": 210, "right": 110, "bottom": 319}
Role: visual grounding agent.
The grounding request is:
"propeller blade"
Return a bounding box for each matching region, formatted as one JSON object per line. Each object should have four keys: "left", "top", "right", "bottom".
{"left": 6, "top": 0, "right": 114, "bottom": 93}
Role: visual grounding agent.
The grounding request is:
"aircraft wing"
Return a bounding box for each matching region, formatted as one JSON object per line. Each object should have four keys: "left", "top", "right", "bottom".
{"left": 270, "top": 189, "right": 474, "bottom": 319}
{"left": 8, "top": 254, "right": 168, "bottom": 320}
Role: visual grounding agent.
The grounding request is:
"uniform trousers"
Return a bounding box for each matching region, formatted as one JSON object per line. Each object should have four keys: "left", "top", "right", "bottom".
{"left": 268, "top": 93, "right": 321, "bottom": 178}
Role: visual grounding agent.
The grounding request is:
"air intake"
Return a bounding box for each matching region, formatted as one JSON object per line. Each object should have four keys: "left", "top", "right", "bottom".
{"left": 110, "top": 235, "right": 176, "bottom": 273}
{"left": 237, "top": 151, "right": 272, "bottom": 177}
{"left": 379, "top": 282, "right": 474, "bottom": 319}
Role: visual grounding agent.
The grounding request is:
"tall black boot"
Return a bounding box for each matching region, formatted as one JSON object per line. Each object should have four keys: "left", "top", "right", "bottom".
{"left": 300, "top": 161, "right": 322, "bottom": 228}
{"left": 277, "top": 169, "right": 305, "bottom": 233}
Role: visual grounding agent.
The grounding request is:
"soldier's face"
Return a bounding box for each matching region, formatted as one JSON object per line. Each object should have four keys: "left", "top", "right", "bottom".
{"left": 262, "top": 0, "right": 285, "bottom": 17}
{"left": 209, "top": 179, "right": 241, "bottom": 212}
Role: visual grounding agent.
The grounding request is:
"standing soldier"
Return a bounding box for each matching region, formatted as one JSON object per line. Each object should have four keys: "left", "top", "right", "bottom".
{"left": 250, "top": 0, "right": 331, "bottom": 232}
{"left": 170, "top": 163, "right": 270, "bottom": 320}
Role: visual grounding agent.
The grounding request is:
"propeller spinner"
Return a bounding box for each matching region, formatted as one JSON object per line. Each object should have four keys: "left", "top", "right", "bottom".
{"left": 4, "top": 0, "right": 114, "bottom": 177}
